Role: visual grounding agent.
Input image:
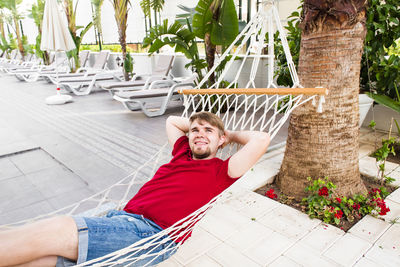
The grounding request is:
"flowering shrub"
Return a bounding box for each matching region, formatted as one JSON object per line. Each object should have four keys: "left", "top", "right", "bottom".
{"left": 265, "top": 188, "right": 278, "bottom": 199}
{"left": 302, "top": 177, "right": 390, "bottom": 226}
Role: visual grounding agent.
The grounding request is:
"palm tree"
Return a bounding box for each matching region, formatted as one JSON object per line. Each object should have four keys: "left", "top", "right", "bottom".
{"left": 91, "top": 0, "right": 104, "bottom": 50}
{"left": 140, "top": 0, "right": 164, "bottom": 23}
{"left": 0, "top": 3, "right": 6, "bottom": 41}
{"left": 29, "top": 0, "right": 50, "bottom": 64}
{"left": 192, "top": 0, "right": 238, "bottom": 86}
{"left": 276, "top": 0, "right": 369, "bottom": 199}
{"left": 2, "top": 0, "right": 24, "bottom": 58}
{"left": 111, "top": 0, "right": 131, "bottom": 81}
{"left": 63, "top": 0, "right": 93, "bottom": 71}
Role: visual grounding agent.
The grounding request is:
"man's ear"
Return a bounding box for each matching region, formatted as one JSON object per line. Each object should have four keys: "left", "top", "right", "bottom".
{"left": 218, "top": 134, "right": 226, "bottom": 148}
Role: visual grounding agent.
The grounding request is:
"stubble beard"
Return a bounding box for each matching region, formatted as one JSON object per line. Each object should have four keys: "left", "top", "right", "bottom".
{"left": 192, "top": 148, "right": 211, "bottom": 159}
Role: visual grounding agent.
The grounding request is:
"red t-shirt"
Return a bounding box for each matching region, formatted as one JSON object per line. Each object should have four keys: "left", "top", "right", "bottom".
{"left": 124, "top": 136, "right": 239, "bottom": 229}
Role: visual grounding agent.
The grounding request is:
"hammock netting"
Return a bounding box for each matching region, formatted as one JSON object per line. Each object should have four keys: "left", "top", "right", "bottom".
{"left": 1, "top": 1, "right": 327, "bottom": 266}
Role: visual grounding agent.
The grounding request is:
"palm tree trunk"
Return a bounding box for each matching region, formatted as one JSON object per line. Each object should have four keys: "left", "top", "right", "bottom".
{"left": 14, "top": 17, "right": 24, "bottom": 58}
{"left": 0, "top": 21, "right": 5, "bottom": 40}
{"left": 120, "top": 35, "right": 129, "bottom": 81}
{"left": 205, "top": 33, "right": 216, "bottom": 86}
{"left": 276, "top": 0, "right": 368, "bottom": 200}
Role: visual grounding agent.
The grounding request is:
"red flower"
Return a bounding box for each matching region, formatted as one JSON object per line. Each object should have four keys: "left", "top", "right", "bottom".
{"left": 369, "top": 188, "right": 382, "bottom": 196}
{"left": 336, "top": 197, "right": 342, "bottom": 203}
{"left": 371, "top": 197, "right": 390, "bottom": 215}
{"left": 379, "top": 205, "right": 390, "bottom": 215}
{"left": 318, "top": 187, "right": 329, "bottom": 196}
{"left": 352, "top": 203, "right": 360, "bottom": 210}
{"left": 335, "top": 210, "right": 343, "bottom": 219}
{"left": 266, "top": 189, "right": 277, "bottom": 199}
{"left": 372, "top": 188, "right": 381, "bottom": 194}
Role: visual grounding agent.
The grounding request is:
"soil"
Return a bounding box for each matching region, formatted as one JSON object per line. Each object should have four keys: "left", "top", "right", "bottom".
{"left": 255, "top": 175, "right": 397, "bottom": 231}
{"left": 385, "top": 143, "right": 400, "bottom": 164}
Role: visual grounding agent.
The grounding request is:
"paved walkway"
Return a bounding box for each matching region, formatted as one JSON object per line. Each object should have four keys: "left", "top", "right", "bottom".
{"left": 0, "top": 74, "right": 179, "bottom": 224}
{"left": 0, "top": 74, "right": 399, "bottom": 266}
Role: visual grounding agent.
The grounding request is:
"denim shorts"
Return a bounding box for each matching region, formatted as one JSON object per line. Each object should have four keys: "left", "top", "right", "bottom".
{"left": 56, "top": 210, "right": 176, "bottom": 267}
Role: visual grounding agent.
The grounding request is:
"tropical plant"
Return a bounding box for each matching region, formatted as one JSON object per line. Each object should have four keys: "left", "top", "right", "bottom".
{"left": 0, "top": 33, "right": 10, "bottom": 55}
{"left": 28, "top": 0, "right": 50, "bottom": 64}
{"left": 140, "top": 0, "right": 164, "bottom": 17}
{"left": 1, "top": 0, "right": 25, "bottom": 58}
{"left": 63, "top": 0, "right": 93, "bottom": 71}
{"left": 142, "top": 18, "right": 206, "bottom": 83}
{"left": 276, "top": 0, "right": 368, "bottom": 199}
{"left": 361, "top": 0, "right": 400, "bottom": 102}
{"left": 0, "top": 4, "right": 6, "bottom": 41}
{"left": 274, "top": 7, "right": 301, "bottom": 87}
{"left": 0, "top": 2, "right": 9, "bottom": 56}
{"left": 110, "top": 0, "right": 131, "bottom": 81}
{"left": 123, "top": 52, "right": 134, "bottom": 79}
{"left": 192, "top": 0, "right": 238, "bottom": 85}
{"left": 143, "top": 1, "right": 239, "bottom": 87}
{"left": 140, "top": 0, "right": 164, "bottom": 32}
{"left": 91, "top": 0, "right": 104, "bottom": 50}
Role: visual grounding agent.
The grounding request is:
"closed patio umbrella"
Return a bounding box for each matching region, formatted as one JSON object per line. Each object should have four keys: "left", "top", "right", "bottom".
{"left": 41, "top": 0, "right": 76, "bottom": 105}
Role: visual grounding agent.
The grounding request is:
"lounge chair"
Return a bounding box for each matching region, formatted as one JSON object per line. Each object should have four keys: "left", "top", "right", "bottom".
{"left": 13, "top": 52, "right": 71, "bottom": 82}
{"left": 54, "top": 51, "right": 126, "bottom": 95}
{"left": 44, "top": 50, "right": 110, "bottom": 87}
{"left": 41, "top": 50, "right": 91, "bottom": 83}
{"left": 96, "top": 54, "right": 175, "bottom": 96}
{"left": 2, "top": 54, "right": 43, "bottom": 73}
{"left": 113, "top": 75, "right": 196, "bottom": 117}
{"left": 0, "top": 50, "right": 18, "bottom": 64}
{"left": 57, "top": 69, "right": 124, "bottom": 95}
{"left": 0, "top": 50, "right": 24, "bottom": 71}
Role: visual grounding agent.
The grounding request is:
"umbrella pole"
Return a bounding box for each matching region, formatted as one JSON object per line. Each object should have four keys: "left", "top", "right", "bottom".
{"left": 45, "top": 52, "right": 73, "bottom": 105}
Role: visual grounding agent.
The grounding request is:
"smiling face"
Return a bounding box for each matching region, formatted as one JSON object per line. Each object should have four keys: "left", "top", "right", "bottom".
{"left": 188, "top": 119, "right": 226, "bottom": 160}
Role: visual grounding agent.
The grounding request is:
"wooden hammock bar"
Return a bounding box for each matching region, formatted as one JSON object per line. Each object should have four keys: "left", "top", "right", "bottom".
{"left": 179, "top": 87, "right": 328, "bottom": 96}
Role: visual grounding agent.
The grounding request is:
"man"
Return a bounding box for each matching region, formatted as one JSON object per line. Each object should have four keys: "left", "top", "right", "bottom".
{"left": 0, "top": 112, "right": 270, "bottom": 267}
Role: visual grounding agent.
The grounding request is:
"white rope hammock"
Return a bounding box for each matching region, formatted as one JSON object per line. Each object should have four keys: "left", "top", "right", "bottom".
{"left": 1, "top": 1, "right": 327, "bottom": 266}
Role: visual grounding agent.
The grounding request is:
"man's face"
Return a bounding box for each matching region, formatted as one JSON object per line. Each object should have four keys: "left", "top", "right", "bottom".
{"left": 188, "top": 119, "right": 225, "bottom": 160}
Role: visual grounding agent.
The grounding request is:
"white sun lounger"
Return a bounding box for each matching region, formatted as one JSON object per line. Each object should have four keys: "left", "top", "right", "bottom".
{"left": 96, "top": 54, "right": 175, "bottom": 96}
{"left": 43, "top": 50, "right": 110, "bottom": 88}
{"left": 113, "top": 76, "right": 196, "bottom": 117}
{"left": 13, "top": 52, "right": 72, "bottom": 82}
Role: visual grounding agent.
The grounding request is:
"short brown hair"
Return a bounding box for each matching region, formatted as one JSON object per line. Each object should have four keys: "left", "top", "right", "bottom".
{"left": 189, "top": 112, "right": 225, "bottom": 136}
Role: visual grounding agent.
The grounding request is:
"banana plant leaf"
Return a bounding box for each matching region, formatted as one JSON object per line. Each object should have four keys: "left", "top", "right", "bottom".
{"left": 210, "top": 0, "right": 238, "bottom": 45}
{"left": 366, "top": 92, "right": 400, "bottom": 113}
{"left": 192, "top": 0, "right": 238, "bottom": 46}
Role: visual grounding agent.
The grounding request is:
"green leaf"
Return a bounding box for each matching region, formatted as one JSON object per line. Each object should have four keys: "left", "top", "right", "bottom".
{"left": 192, "top": 0, "right": 213, "bottom": 39}
{"left": 366, "top": 93, "right": 400, "bottom": 113}
{"left": 210, "top": 0, "right": 238, "bottom": 45}
{"left": 148, "top": 39, "right": 165, "bottom": 53}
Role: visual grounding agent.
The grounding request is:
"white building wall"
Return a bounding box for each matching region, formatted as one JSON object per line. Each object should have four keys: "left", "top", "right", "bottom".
{"left": 17, "top": 0, "right": 301, "bottom": 46}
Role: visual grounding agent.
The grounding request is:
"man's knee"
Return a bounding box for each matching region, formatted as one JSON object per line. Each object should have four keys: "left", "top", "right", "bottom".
{"left": 29, "top": 216, "right": 79, "bottom": 260}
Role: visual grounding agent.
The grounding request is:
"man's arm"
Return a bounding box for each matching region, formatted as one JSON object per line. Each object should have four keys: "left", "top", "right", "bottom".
{"left": 225, "top": 130, "right": 270, "bottom": 178}
{"left": 166, "top": 116, "right": 189, "bottom": 146}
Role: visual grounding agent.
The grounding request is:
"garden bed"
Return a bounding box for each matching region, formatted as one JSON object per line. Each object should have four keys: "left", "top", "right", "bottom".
{"left": 255, "top": 175, "right": 397, "bottom": 231}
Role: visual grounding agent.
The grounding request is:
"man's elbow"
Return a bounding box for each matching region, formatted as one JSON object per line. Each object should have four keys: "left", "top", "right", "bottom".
{"left": 166, "top": 115, "right": 177, "bottom": 123}
{"left": 166, "top": 116, "right": 179, "bottom": 126}
{"left": 258, "top": 132, "right": 270, "bottom": 152}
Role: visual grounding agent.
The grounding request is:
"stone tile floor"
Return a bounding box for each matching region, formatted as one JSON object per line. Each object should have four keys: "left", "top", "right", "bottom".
{"left": 0, "top": 73, "right": 399, "bottom": 266}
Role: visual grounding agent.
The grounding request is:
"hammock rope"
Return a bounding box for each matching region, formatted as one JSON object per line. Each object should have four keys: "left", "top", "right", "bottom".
{"left": 1, "top": 1, "right": 327, "bottom": 266}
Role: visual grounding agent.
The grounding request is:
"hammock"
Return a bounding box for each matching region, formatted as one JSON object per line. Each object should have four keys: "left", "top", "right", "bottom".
{"left": 1, "top": 1, "right": 327, "bottom": 266}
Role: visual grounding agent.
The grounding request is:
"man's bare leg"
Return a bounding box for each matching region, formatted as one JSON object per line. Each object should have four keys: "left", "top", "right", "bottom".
{"left": 11, "top": 256, "right": 57, "bottom": 267}
{"left": 0, "top": 216, "right": 78, "bottom": 267}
